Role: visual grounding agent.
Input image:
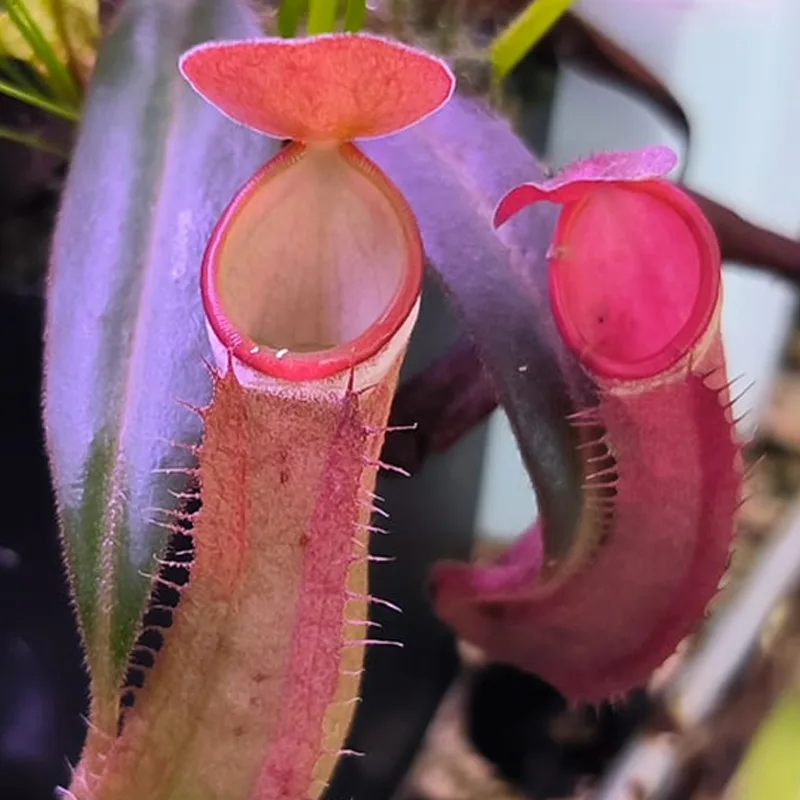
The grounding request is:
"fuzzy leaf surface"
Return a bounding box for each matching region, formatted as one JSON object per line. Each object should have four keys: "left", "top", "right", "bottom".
{"left": 365, "top": 97, "right": 594, "bottom": 561}
{"left": 43, "top": 0, "right": 278, "bottom": 728}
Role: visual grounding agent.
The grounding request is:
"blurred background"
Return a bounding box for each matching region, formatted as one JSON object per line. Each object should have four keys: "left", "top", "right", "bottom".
{"left": 2, "top": 0, "right": 800, "bottom": 798}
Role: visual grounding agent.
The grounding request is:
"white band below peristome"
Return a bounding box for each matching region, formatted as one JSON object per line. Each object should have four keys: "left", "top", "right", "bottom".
{"left": 205, "top": 296, "right": 421, "bottom": 400}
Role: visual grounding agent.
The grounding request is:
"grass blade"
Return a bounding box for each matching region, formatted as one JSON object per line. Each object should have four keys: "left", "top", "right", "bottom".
{"left": 343, "top": 0, "right": 365, "bottom": 32}
{"left": 0, "top": 75, "right": 79, "bottom": 119}
{"left": 306, "top": 0, "right": 338, "bottom": 34}
{"left": 0, "top": 53, "right": 42, "bottom": 93}
{"left": 490, "top": 0, "right": 573, "bottom": 80}
{"left": 278, "top": 0, "right": 307, "bottom": 37}
{"left": 0, "top": 123, "right": 68, "bottom": 156}
{"left": 5, "top": 0, "right": 81, "bottom": 104}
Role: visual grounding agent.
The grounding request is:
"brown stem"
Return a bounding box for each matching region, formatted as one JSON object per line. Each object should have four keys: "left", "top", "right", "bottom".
{"left": 686, "top": 189, "right": 800, "bottom": 281}
{"left": 383, "top": 336, "right": 499, "bottom": 475}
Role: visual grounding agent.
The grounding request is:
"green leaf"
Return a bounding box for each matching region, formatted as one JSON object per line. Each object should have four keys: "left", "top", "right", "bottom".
{"left": 343, "top": 0, "right": 366, "bottom": 33}
{"left": 732, "top": 689, "right": 800, "bottom": 800}
{"left": 278, "top": 0, "right": 307, "bottom": 37}
{"left": 490, "top": 0, "right": 573, "bottom": 80}
{"left": 43, "top": 0, "right": 278, "bottom": 736}
{"left": 0, "top": 72, "right": 77, "bottom": 118}
{"left": 0, "top": 53, "right": 43, "bottom": 95}
{"left": 306, "top": 0, "right": 339, "bottom": 34}
{"left": 0, "top": 121, "right": 67, "bottom": 155}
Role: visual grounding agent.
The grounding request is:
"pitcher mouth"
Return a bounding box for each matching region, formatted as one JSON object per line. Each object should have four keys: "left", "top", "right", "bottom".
{"left": 201, "top": 142, "right": 424, "bottom": 382}
{"left": 548, "top": 181, "right": 721, "bottom": 382}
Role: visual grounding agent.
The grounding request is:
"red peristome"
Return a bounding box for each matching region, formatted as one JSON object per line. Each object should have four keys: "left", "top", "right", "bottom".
{"left": 432, "top": 147, "right": 742, "bottom": 702}
{"left": 495, "top": 147, "right": 717, "bottom": 382}
{"left": 550, "top": 181, "right": 720, "bottom": 381}
{"left": 201, "top": 142, "right": 423, "bottom": 382}
{"left": 180, "top": 34, "right": 455, "bottom": 144}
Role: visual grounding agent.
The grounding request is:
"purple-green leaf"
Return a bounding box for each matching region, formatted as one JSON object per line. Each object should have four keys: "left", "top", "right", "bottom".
{"left": 365, "top": 96, "right": 594, "bottom": 562}
{"left": 43, "top": 0, "right": 278, "bottom": 735}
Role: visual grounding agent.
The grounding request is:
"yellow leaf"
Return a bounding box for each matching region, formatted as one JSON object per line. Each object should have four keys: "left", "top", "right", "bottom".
{"left": 0, "top": 0, "right": 99, "bottom": 83}
{"left": 732, "top": 689, "right": 800, "bottom": 800}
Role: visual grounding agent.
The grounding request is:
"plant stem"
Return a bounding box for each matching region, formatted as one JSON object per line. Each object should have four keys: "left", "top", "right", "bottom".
{"left": 343, "top": 0, "right": 366, "bottom": 32}
{"left": 0, "top": 123, "right": 68, "bottom": 156}
{"left": 490, "top": 0, "right": 574, "bottom": 80}
{"left": 278, "top": 0, "right": 307, "bottom": 37}
{"left": 306, "top": 0, "right": 339, "bottom": 34}
{"left": 0, "top": 77, "right": 79, "bottom": 120}
{"left": 383, "top": 337, "right": 498, "bottom": 475}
